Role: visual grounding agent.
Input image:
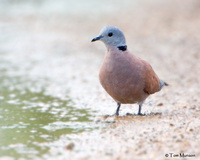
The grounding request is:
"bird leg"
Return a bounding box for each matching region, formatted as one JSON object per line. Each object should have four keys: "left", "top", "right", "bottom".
{"left": 138, "top": 104, "right": 142, "bottom": 115}
{"left": 115, "top": 102, "right": 121, "bottom": 115}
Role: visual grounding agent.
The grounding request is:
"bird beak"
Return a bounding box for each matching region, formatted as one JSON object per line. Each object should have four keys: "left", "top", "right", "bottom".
{"left": 91, "top": 35, "right": 103, "bottom": 42}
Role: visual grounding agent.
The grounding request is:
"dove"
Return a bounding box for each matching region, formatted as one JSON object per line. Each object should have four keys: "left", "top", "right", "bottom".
{"left": 91, "top": 26, "right": 168, "bottom": 115}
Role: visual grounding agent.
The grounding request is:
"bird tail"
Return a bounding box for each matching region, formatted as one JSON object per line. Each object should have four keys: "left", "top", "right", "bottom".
{"left": 159, "top": 80, "right": 169, "bottom": 91}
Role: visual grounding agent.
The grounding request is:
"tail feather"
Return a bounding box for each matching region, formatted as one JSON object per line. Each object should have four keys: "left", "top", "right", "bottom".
{"left": 159, "top": 80, "right": 169, "bottom": 91}
{"left": 163, "top": 81, "right": 169, "bottom": 86}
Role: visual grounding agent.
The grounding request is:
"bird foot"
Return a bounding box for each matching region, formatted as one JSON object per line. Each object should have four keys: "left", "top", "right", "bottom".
{"left": 137, "top": 113, "right": 145, "bottom": 116}
{"left": 113, "top": 113, "right": 119, "bottom": 116}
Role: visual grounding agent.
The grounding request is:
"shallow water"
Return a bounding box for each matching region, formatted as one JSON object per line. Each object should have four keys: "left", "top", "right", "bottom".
{"left": 0, "top": 71, "right": 97, "bottom": 159}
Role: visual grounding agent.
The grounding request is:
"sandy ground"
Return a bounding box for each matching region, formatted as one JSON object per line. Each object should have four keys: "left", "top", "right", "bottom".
{"left": 1, "top": 0, "right": 200, "bottom": 160}
{"left": 54, "top": 1, "right": 200, "bottom": 160}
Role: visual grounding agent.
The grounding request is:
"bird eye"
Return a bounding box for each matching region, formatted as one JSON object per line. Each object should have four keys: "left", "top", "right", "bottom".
{"left": 108, "top": 32, "right": 113, "bottom": 37}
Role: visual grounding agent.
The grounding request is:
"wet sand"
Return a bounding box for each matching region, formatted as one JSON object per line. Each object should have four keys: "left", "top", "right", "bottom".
{"left": 1, "top": 0, "right": 200, "bottom": 159}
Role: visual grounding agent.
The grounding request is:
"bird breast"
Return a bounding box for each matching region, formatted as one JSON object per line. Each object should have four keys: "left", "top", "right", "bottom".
{"left": 99, "top": 49, "right": 149, "bottom": 104}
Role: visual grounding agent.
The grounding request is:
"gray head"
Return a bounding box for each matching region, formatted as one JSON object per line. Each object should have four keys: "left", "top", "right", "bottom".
{"left": 91, "top": 26, "right": 126, "bottom": 48}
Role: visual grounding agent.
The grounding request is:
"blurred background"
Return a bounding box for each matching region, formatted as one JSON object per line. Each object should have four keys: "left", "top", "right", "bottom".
{"left": 0, "top": 0, "right": 200, "bottom": 159}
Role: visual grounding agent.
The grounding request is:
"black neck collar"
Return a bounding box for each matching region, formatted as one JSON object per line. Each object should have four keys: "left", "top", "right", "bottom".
{"left": 117, "top": 45, "right": 127, "bottom": 51}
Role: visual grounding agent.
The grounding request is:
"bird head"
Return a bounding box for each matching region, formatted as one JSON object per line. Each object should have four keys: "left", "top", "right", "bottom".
{"left": 91, "top": 26, "right": 126, "bottom": 48}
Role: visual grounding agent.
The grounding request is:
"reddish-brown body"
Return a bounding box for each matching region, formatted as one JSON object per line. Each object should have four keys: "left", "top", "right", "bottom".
{"left": 99, "top": 46, "right": 160, "bottom": 104}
